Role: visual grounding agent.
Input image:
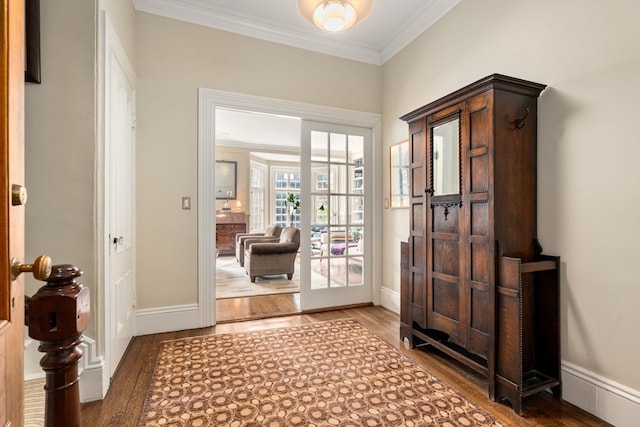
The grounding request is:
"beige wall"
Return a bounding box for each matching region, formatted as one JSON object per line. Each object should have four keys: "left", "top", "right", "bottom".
{"left": 25, "top": 0, "right": 98, "bottom": 338}
{"left": 382, "top": 0, "right": 640, "bottom": 391}
{"left": 134, "top": 12, "right": 382, "bottom": 309}
{"left": 25, "top": 0, "right": 136, "bottom": 349}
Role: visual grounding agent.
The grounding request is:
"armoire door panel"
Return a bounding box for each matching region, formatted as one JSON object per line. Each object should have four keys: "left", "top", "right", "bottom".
{"left": 411, "top": 130, "right": 424, "bottom": 162}
{"left": 410, "top": 130, "right": 424, "bottom": 198}
{"left": 470, "top": 154, "right": 489, "bottom": 193}
{"left": 432, "top": 278, "right": 460, "bottom": 321}
{"left": 411, "top": 167, "right": 424, "bottom": 198}
{"left": 469, "top": 105, "right": 490, "bottom": 149}
{"left": 470, "top": 285, "right": 489, "bottom": 333}
{"left": 412, "top": 203, "right": 424, "bottom": 233}
{"left": 411, "top": 235, "right": 425, "bottom": 269}
{"left": 432, "top": 205, "right": 460, "bottom": 232}
{"left": 433, "top": 239, "right": 459, "bottom": 276}
{"left": 411, "top": 270, "right": 426, "bottom": 329}
{"left": 411, "top": 271, "right": 425, "bottom": 307}
{"left": 471, "top": 243, "right": 489, "bottom": 283}
{"left": 470, "top": 202, "right": 489, "bottom": 236}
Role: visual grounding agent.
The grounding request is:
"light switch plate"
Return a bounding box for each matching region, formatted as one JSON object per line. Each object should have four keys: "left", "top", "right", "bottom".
{"left": 182, "top": 196, "right": 191, "bottom": 210}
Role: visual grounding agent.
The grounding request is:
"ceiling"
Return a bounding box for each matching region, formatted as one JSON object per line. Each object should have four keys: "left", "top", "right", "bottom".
{"left": 133, "top": 0, "right": 461, "bottom": 65}
{"left": 133, "top": 0, "right": 460, "bottom": 153}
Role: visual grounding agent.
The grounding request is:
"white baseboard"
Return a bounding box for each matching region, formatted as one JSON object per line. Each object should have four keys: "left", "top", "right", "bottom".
{"left": 78, "top": 336, "right": 107, "bottom": 402}
{"left": 25, "top": 334, "right": 106, "bottom": 402}
{"left": 135, "top": 303, "right": 200, "bottom": 336}
{"left": 562, "top": 361, "right": 640, "bottom": 426}
{"left": 379, "top": 286, "right": 400, "bottom": 314}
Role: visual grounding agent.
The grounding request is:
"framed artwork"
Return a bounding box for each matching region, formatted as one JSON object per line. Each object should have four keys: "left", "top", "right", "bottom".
{"left": 389, "top": 140, "right": 409, "bottom": 208}
{"left": 215, "top": 160, "right": 237, "bottom": 199}
{"left": 25, "top": 0, "right": 41, "bottom": 84}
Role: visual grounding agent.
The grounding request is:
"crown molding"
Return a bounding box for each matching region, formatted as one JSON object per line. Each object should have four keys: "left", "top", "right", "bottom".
{"left": 380, "top": 0, "right": 461, "bottom": 63}
{"left": 134, "top": 0, "right": 460, "bottom": 65}
{"left": 134, "top": 0, "right": 381, "bottom": 64}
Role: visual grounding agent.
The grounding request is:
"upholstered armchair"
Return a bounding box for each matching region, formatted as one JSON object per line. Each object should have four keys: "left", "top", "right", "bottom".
{"left": 244, "top": 227, "right": 300, "bottom": 282}
{"left": 235, "top": 224, "right": 282, "bottom": 266}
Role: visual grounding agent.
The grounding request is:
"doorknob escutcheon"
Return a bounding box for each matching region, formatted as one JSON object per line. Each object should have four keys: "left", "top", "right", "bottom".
{"left": 11, "top": 255, "right": 52, "bottom": 281}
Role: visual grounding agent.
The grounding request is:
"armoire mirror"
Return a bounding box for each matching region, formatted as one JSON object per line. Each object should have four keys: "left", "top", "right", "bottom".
{"left": 431, "top": 118, "right": 460, "bottom": 196}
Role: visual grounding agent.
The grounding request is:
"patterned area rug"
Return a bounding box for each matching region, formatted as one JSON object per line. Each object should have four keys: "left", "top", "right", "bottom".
{"left": 138, "top": 319, "right": 503, "bottom": 426}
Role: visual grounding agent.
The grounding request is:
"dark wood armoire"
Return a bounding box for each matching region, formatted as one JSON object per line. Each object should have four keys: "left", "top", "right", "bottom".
{"left": 399, "top": 74, "right": 561, "bottom": 414}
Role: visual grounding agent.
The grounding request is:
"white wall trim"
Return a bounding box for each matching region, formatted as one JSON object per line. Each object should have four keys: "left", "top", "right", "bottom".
{"left": 379, "top": 286, "right": 400, "bottom": 315}
{"left": 78, "top": 336, "right": 107, "bottom": 402}
{"left": 562, "top": 361, "right": 640, "bottom": 426}
{"left": 25, "top": 335, "right": 107, "bottom": 402}
{"left": 135, "top": 304, "right": 200, "bottom": 336}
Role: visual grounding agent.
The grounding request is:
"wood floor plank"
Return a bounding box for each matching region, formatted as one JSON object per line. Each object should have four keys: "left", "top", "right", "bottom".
{"left": 81, "top": 305, "right": 611, "bottom": 426}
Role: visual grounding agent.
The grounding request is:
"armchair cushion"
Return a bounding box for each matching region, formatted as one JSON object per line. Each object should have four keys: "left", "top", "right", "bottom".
{"left": 247, "top": 242, "right": 299, "bottom": 255}
{"left": 235, "top": 224, "right": 282, "bottom": 266}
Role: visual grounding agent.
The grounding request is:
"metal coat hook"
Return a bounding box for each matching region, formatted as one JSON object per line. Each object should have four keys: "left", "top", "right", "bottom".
{"left": 514, "top": 108, "right": 529, "bottom": 129}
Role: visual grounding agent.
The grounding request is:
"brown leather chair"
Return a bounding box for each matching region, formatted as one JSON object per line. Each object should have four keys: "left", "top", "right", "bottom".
{"left": 235, "top": 224, "right": 282, "bottom": 266}
{"left": 244, "top": 227, "right": 300, "bottom": 282}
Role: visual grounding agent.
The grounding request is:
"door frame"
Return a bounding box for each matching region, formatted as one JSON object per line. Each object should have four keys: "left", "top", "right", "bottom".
{"left": 197, "top": 89, "right": 382, "bottom": 327}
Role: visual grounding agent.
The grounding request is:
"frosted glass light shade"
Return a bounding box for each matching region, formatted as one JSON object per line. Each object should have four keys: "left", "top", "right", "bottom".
{"left": 297, "top": 0, "right": 374, "bottom": 32}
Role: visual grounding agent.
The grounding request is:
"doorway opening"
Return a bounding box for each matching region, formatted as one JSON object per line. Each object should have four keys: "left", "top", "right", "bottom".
{"left": 214, "top": 108, "right": 303, "bottom": 322}
{"left": 198, "top": 88, "right": 382, "bottom": 328}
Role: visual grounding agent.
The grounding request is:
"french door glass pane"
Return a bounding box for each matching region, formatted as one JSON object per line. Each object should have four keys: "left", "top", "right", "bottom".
{"left": 310, "top": 129, "right": 365, "bottom": 289}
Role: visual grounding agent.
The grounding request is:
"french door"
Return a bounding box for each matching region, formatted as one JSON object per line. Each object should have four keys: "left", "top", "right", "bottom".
{"left": 300, "top": 121, "right": 371, "bottom": 310}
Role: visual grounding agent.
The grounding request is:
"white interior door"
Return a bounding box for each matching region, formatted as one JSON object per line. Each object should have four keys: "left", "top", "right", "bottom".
{"left": 105, "top": 15, "right": 136, "bottom": 377}
{"left": 300, "top": 121, "right": 371, "bottom": 310}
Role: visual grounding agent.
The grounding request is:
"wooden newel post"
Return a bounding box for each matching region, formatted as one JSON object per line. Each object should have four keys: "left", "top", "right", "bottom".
{"left": 26, "top": 264, "right": 90, "bottom": 427}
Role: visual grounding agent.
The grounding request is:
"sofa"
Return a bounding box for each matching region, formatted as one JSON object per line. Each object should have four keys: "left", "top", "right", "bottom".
{"left": 235, "top": 224, "right": 282, "bottom": 266}
{"left": 244, "top": 227, "right": 300, "bottom": 282}
{"left": 319, "top": 230, "right": 354, "bottom": 257}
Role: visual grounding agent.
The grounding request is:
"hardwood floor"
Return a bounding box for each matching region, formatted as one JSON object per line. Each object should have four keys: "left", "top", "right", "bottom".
{"left": 81, "top": 306, "right": 611, "bottom": 427}
{"left": 216, "top": 293, "right": 300, "bottom": 322}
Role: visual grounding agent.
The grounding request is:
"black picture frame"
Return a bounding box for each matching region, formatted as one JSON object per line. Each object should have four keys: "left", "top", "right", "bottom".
{"left": 25, "top": 0, "right": 41, "bottom": 84}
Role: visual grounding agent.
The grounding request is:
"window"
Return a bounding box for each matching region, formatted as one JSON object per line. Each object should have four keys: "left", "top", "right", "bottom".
{"left": 250, "top": 161, "right": 267, "bottom": 231}
{"left": 273, "top": 169, "right": 301, "bottom": 228}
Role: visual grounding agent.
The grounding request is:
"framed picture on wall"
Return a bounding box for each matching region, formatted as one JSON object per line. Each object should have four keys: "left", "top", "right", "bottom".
{"left": 390, "top": 140, "right": 409, "bottom": 208}
{"left": 215, "top": 160, "right": 237, "bottom": 199}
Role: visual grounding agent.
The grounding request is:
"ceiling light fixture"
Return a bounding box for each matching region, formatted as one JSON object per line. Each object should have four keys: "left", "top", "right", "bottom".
{"left": 297, "top": 0, "right": 374, "bottom": 32}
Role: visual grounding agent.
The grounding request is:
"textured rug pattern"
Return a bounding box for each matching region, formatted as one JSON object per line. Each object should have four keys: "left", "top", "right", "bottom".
{"left": 138, "top": 319, "right": 502, "bottom": 426}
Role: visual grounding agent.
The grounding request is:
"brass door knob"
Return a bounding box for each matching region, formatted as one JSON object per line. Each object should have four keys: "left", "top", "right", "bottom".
{"left": 11, "top": 255, "right": 52, "bottom": 281}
